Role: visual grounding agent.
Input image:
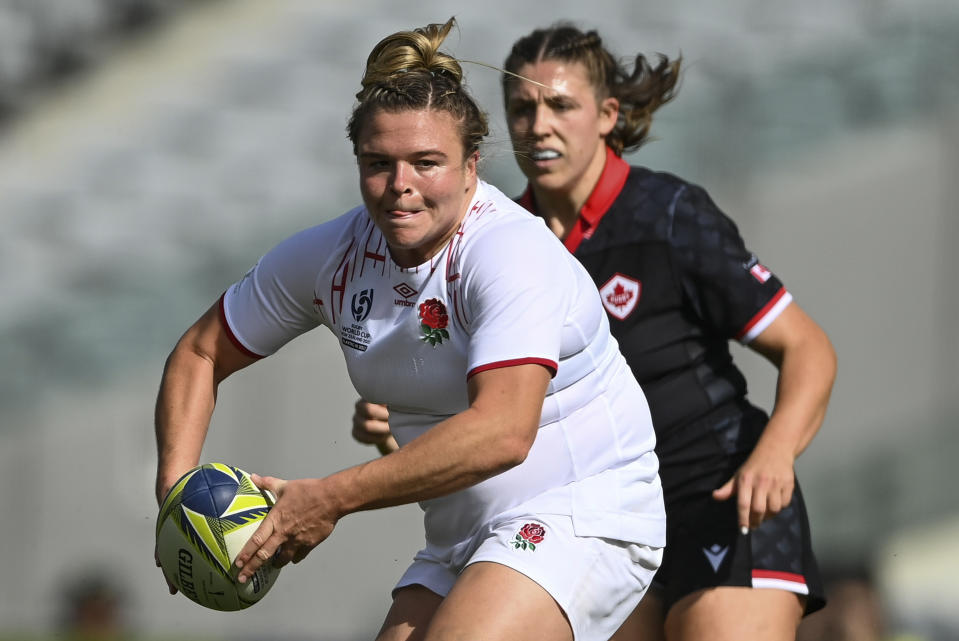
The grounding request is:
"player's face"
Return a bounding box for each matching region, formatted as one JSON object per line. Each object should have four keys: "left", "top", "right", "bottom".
{"left": 506, "top": 60, "right": 618, "bottom": 199}
{"left": 357, "top": 108, "right": 477, "bottom": 268}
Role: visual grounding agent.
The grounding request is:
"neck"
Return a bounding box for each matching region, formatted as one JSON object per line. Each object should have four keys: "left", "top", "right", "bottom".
{"left": 530, "top": 143, "right": 608, "bottom": 240}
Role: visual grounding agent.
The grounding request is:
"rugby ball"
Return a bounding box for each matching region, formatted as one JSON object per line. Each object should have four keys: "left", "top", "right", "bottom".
{"left": 156, "top": 463, "right": 281, "bottom": 611}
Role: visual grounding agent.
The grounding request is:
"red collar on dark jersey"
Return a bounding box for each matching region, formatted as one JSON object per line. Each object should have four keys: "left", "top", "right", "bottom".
{"left": 518, "top": 146, "right": 630, "bottom": 253}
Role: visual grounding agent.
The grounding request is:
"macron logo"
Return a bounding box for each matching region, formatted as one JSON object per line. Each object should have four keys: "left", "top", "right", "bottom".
{"left": 702, "top": 544, "right": 729, "bottom": 572}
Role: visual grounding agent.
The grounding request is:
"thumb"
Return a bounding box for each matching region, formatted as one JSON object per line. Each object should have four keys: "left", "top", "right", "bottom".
{"left": 251, "top": 473, "right": 287, "bottom": 498}
{"left": 712, "top": 477, "right": 735, "bottom": 501}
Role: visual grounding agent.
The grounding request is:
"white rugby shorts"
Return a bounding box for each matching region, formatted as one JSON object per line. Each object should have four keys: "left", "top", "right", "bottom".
{"left": 394, "top": 513, "right": 663, "bottom": 641}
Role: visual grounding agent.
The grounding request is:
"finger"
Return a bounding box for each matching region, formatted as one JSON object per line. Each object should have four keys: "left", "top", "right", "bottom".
{"left": 352, "top": 421, "right": 389, "bottom": 443}
{"left": 375, "top": 438, "right": 397, "bottom": 456}
{"left": 235, "top": 514, "right": 276, "bottom": 572}
{"left": 749, "top": 489, "right": 767, "bottom": 530}
{"left": 781, "top": 479, "right": 795, "bottom": 508}
{"left": 155, "top": 544, "right": 178, "bottom": 594}
{"left": 251, "top": 473, "right": 287, "bottom": 498}
{"left": 766, "top": 487, "right": 783, "bottom": 518}
{"left": 159, "top": 568, "right": 178, "bottom": 595}
{"left": 353, "top": 397, "right": 368, "bottom": 415}
{"left": 238, "top": 530, "right": 285, "bottom": 584}
{"left": 371, "top": 404, "right": 390, "bottom": 421}
{"left": 354, "top": 399, "right": 387, "bottom": 422}
{"left": 737, "top": 483, "right": 753, "bottom": 534}
{"left": 711, "top": 478, "right": 735, "bottom": 502}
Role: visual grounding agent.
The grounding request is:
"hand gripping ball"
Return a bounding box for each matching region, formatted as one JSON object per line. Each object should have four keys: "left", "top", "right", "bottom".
{"left": 156, "top": 463, "right": 281, "bottom": 610}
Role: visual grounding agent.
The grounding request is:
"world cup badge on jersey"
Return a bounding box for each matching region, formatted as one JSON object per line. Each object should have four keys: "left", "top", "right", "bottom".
{"left": 341, "top": 289, "right": 374, "bottom": 352}
{"left": 351, "top": 289, "right": 374, "bottom": 322}
{"left": 599, "top": 273, "right": 641, "bottom": 320}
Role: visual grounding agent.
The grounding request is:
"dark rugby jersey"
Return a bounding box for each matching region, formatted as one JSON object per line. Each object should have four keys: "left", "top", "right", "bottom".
{"left": 519, "top": 148, "right": 792, "bottom": 498}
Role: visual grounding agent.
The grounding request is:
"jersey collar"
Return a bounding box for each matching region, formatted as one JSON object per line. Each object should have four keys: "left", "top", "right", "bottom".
{"left": 518, "top": 146, "right": 630, "bottom": 253}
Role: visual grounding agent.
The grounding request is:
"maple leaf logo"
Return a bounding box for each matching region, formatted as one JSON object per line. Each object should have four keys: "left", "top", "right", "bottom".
{"left": 606, "top": 283, "right": 634, "bottom": 308}
{"left": 599, "top": 274, "right": 642, "bottom": 321}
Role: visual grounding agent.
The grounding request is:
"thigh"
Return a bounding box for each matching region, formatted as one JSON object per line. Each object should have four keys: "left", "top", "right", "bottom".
{"left": 609, "top": 588, "right": 666, "bottom": 641}
{"left": 425, "top": 560, "right": 573, "bottom": 641}
{"left": 465, "top": 515, "right": 661, "bottom": 641}
{"left": 665, "top": 586, "right": 804, "bottom": 641}
{"left": 375, "top": 585, "right": 444, "bottom": 641}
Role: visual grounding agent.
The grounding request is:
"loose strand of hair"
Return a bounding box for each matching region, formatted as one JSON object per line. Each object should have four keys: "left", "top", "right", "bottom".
{"left": 458, "top": 58, "right": 553, "bottom": 91}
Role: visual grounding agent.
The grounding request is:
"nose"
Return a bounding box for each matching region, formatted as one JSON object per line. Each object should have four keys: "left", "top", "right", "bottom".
{"left": 530, "top": 102, "right": 553, "bottom": 138}
{"left": 389, "top": 162, "right": 413, "bottom": 195}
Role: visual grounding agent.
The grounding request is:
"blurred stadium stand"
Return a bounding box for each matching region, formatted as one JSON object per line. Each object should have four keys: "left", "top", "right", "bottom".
{"left": 0, "top": 0, "right": 191, "bottom": 121}
{"left": 0, "top": 1, "right": 956, "bottom": 640}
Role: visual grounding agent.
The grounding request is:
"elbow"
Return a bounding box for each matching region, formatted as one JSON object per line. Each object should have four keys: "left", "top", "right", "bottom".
{"left": 794, "top": 321, "right": 837, "bottom": 391}
{"left": 493, "top": 427, "right": 537, "bottom": 472}
{"left": 503, "top": 441, "right": 533, "bottom": 469}
{"left": 820, "top": 331, "right": 838, "bottom": 390}
{"left": 827, "top": 345, "right": 838, "bottom": 387}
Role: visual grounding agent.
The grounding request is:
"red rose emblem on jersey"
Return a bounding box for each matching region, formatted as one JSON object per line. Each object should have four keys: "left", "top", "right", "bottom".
{"left": 419, "top": 299, "right": 448, "bottom": 329}
{"left": 512, "top": 522, "right": 546, "bottom": 551}
{"left": 418, "top": 298, "right": 450, "bottom": 346}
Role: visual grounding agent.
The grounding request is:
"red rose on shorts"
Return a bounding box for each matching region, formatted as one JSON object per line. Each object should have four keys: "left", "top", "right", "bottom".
{"left": 418, "top": 298, "right": 450, "bottom": 346}
{"left": 512, "top": 522, "right": 546, "bottom": 551}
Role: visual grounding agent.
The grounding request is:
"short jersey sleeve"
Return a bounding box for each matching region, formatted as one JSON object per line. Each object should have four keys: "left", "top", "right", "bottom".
{"left": 221, "top": 222, "right": 340, "bottom": 357}
{"left": 458, "top": 216, "right": 581, "bottom": 378}
{"left": 668, "top": 182, "right": 792, "bottom": 343}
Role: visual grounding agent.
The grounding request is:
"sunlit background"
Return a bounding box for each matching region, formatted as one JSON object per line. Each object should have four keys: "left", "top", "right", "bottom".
{"left": 1, "top": 0, "right": 957, "bottom": 639}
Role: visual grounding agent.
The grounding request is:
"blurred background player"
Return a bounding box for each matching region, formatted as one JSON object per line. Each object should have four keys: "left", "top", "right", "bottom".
{"left": 57, "top": 569, "right": 129, "bottom": 641}
{"left": 353, "top": 20, "right": 837, "bottom": 641}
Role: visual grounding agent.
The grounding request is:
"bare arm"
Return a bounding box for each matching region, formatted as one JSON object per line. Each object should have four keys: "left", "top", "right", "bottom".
{"left": 712, "top": 302, "right": 837, "bottom": 530}
{"left": 234, "top": 362, "right": 551, "bottom": 582}
{"left": 154, "top": 301, "right": 259, "bottom": 505}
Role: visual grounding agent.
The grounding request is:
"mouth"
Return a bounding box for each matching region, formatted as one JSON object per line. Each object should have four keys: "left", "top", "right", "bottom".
{"left": 529, "top": 148, "right": 561, "bottom": 162}
{"left": 384, "top": 207, "right": 422, "bottom": 219}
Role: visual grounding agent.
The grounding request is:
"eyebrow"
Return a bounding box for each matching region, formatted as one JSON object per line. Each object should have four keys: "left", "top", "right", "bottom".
{"left": 358, "top": 149, "right": 450, "bottom": 160}
{"left": 509, "top": 95, "right": 578, "bottom": 112}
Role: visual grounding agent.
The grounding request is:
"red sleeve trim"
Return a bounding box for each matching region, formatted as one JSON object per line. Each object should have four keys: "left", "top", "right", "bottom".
{"left": 752, "top": 570, "right": 806, "bottom": 584}
{"left": 218, "top": 293, "right": 266, "bottom": 360}
{"left": 735, "top": 287, "right": 788, "bottom": 341}
{"left": 467, "top": 357, "right": 558, "bottom": 380}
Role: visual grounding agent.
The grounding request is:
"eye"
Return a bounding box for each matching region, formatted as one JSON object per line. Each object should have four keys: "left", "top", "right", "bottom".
{"left": 413, "top": 158, "right": 441, "bottom": 170}
{"left": 548, "top": 98, "right": 575, "bottom": 112}
{"left": 507, "top": 101, "right": 535, "bottom": 118}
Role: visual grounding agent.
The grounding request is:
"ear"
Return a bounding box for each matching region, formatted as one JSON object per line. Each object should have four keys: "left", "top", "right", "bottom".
{"left": 465, "top": 151, "right": 479, "bottom": 181}
{"left": 598, "top": 96, "right": 619, "bottom": 137}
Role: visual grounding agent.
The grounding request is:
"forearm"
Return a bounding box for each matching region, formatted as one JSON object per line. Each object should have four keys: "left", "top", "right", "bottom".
{"left": 154, "top": 346, "right": 218, "bottom": 503}
{"left": 323, "top": 365, "right": 546, "bottom": 518}
{"left": 328, "top": 405, "right": 531, "bottom": 516}
{"left": 759, "top": 333, "right": 837, "bottom": 459}
{"left": 154, "top": 302, "right": 259, "bottom": 503}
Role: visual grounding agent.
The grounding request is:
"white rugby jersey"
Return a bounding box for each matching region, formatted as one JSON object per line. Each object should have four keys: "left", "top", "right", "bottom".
{"left": 221, "top": 180, "right": 665, "bottom": 554}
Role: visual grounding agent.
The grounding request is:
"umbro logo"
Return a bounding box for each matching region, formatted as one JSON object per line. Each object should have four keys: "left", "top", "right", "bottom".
{"left": 702, "top": 544, "right": 729, "bottom": 572}
{"left": 393, "top": 282, "right": 417, "bottom": 308}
